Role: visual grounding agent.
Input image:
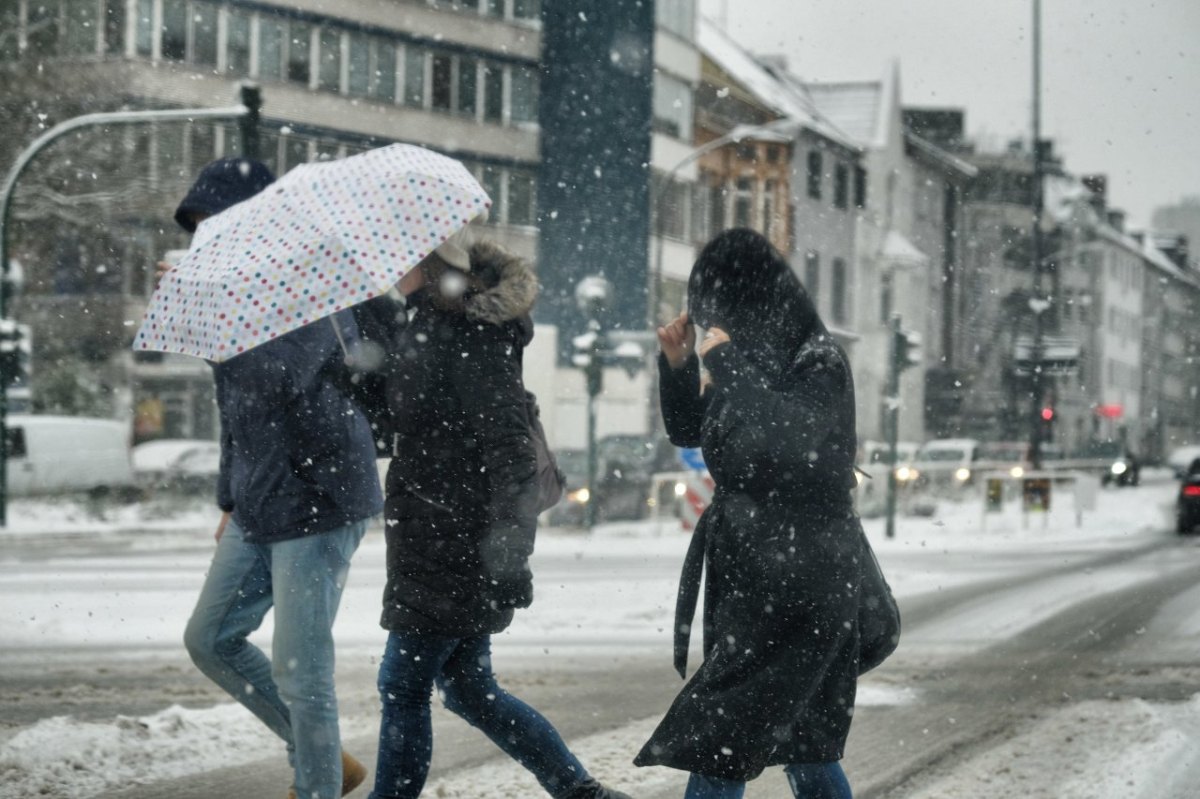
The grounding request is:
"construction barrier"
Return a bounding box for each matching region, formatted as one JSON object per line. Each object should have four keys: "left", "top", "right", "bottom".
{"left": 680, "top": 470, "right": 715, "bottom": 531}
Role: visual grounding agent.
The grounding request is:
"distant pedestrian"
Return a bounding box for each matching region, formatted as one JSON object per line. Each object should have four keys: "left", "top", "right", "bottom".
{"left": 352, "top": 229, "right": 634, "bottom": 799}
{"left": 637, "top": 228, "right": 865, "bottom": 799}
{"left": 174, "top": 158, "right": 383, "bottom": 799}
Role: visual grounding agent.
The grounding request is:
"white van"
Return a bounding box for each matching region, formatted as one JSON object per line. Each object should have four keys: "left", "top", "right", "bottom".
{"left": 5, "top": 415, "right": 137, "bottom": 497}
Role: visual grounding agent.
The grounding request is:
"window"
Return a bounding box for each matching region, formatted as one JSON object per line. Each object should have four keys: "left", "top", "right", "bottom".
{"left": 404, "top": 46, "right": 426, "bottom": 107}
{"left": 26, "top": 2, "right": 61, "bottom": 57}
{"left": 457, "top": 56, "right": 478, "bottom": 117}
{"left": 653, "top": 73, "right": 693, "bottom": 140}
{"left": 831, "top": 257, "right": 847, "bottom": 324}
{"left": 880, "top": 270, "right": 893, "bottom": 323}
{"left": 1, "top": 1, "right": 20, "bottom": 61}
{"left": 133, "top": 0, "right": 152, "bottom": 55}
{"left": 707, "top": 183, "right": 726, "bottom": 239}
{"left": 192, "top": 2, "right": 218, "bottom": 68}
{"left": 188, "top": 123, "right": 216, "bottom": 174}
{"left": 431, "top": 53, "right": 452, "bottom": 110}
{"left": 284, "top": 135, "right": 310, "bottom": 172}
{"left": 656, "top": 0, "right": 695, "bottom": 39}
{"left": 513, "top": 0, "right": 540, "bottom": 21}
{"left": 656, "top": 176, "right": 690, "bottom": 240}
{"left": 347, "top": 34, "right": 370, "bottom": 96}
{"left": 806, "top": 150, "right": 823, "bottom": 199}
{"left": 287, "top": 23, "right": 311, "bottom": 85}
{"left": 374, "top": 39, "right": 396, "bottom": 101}
{"left": 804, "top": 251, "right": 820, "bottom": 302}
{"left": 763, "top": 179, "right": 776, "bottom": 240}
{"left": 64, "top": 0, "right": 99, "bottom": 56}
{"left": 510, "top": 65, "right": 538, "bottom": 123}
{"left": 507, "top": 169, "right": 536, "bottom": 226}
{"left": 160, "top": 0, "right": 187, "bottom": 62}
{"left": 478, "top": 164, "right": 503, "bottom": 213}
{"left": 258, "top": 18, "right": 285, "bottom": 80}
{"left": 486, "top": 0, "right": 506, "bottom": 16}
{"left": 834, "top": 163, "right": 849, "bottom": 210}
{"left": 226, "top": 9, "right": 252, "bottom": 75}
{"left": 483, "top": 63, "right": 503, "bottom": 122}
{"left": 258, "top": 128, "right": 280, "bottom": 174}
{"left": 318, "top": 28, "right": 341, "bottom": 91}
{"left": 854, "top": 165, "right": 867, "bottom": 208}
{"left": 733, "top": 178, "right": 753, "bottom": 228}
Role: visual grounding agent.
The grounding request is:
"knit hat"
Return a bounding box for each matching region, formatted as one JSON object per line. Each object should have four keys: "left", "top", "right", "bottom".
{"left": 174, "top": 158, "right": 276, "bottom": 232}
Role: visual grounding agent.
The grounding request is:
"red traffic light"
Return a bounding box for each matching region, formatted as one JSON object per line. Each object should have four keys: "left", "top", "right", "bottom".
{"left": 1040, "top": 407, "right": 1055, "bottom": 421}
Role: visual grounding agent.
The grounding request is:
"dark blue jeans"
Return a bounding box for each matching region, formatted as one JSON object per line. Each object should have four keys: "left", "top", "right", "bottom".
{"left": 685, "top": 762, "right": 852, "bottom": 799}
{"left": 370, "top": 631, "right": 591, "bottom": 799}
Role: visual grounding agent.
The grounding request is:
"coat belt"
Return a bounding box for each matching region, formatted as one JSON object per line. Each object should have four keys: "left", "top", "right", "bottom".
{"left": 673, "top": 498, "right": 720, "bottom": 678}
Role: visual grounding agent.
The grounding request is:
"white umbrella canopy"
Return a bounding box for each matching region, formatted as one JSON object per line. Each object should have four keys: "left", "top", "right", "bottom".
{"left": 133, "top": 144, "right": 490, "bottom": 361}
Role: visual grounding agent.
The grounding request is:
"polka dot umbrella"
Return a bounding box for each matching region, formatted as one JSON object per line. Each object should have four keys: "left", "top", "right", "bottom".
{"left": 132, "top": 144, "right": 491, "bottom": 362}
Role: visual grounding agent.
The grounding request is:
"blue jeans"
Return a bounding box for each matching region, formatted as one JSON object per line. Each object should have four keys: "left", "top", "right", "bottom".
{"left": 184, "top": 517, "right": 367, "bottom": 799}
{"left": 370, "top": 632, "right": 590, "bottom": 799}
{"left": 685, "top": 762, "right": 852, "bottom": 799}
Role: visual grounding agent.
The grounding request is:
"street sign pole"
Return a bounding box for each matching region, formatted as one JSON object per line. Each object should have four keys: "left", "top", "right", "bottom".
{"left": 885, "top": 315, "right": 902, "bottom": 539}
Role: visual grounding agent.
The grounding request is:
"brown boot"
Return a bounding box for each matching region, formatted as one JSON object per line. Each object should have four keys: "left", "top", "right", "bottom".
{"left": 285, "top": 751, "right": 368, "bottom": 798}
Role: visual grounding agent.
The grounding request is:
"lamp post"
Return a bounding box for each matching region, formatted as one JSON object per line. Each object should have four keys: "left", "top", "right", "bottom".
{"left": 1028, "top": 0, "right": 1047, "bottom": 470}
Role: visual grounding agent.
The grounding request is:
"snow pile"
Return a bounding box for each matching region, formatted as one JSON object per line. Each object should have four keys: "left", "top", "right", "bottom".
{"left": 2, "top": 495, "right": 219, "bottom": 538}
{"left": 906, "top": 694, "right": 1200, "bottom": 799}
{"left": 0, "top": 703, "right": 281, "bottom": 799}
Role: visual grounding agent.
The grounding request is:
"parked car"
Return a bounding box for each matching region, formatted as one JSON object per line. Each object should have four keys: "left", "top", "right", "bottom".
{"left": 1167, "top": 445, "right": 1200, "bottom": 479}
{"left": 975, "top": 441, "right": 1065, "bottom": 476}
{"left": 132, "top": 438, "right": 222, "bottom": 494}
{"left": 1068, "top": 440, "right": 1140, "bottom": 487}
{"left": 546, "top": 435, "right": 681, "bottom": 527}
{"left": 4, "top": 415, "right": 137, "bottom": 498}
{"left": 1177, "top": 457, "right": 1200, "bottom": 534}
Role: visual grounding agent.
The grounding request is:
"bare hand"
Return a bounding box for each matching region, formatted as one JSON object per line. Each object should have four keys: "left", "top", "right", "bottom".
{"left": 656, "top": 311, "right": 696, "bottom": 369}
{"left": 214, "top": 511, "right": 231, "bottom": 543}
{"left": 698, "top": 327, "right": 730, "bottom": 359}
{"left": 154, "top": 261, "right": 172, "bottom": 287}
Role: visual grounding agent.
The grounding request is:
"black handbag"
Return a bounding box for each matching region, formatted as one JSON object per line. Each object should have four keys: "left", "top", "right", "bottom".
{"left": 858, "top": 529, "right": 901, "bottom": 674}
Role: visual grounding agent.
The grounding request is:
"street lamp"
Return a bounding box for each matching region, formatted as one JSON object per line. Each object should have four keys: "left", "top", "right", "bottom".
{"left": 573, "top": 275, "right": 648, "bottom": 530}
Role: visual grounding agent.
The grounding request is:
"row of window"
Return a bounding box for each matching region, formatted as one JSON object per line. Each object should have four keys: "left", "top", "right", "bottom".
{"left": 806, "top": 149, "right": 867, "bottom": 211}
{"left": 425, "top": 0, "right": 541, "bottom": 23}
{"left": 1, "top": 0, "right": 540, "bottom": 127}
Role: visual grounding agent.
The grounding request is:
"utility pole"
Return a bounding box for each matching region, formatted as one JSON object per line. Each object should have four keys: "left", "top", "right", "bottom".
{"left": 885, "top": 314, "right": 920, "bottom": 539}
{"left": 1028, "top": 0, "right": 1046, "bottom": 470}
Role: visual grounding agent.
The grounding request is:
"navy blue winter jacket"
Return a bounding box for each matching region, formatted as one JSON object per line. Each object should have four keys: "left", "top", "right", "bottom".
{"left": 214, "top": 312, "right": 383, "bottom": 543}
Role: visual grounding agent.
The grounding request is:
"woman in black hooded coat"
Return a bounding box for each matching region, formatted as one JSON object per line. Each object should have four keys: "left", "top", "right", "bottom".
{"left": 635, "top": 229, "right": 863, "bottom": 798}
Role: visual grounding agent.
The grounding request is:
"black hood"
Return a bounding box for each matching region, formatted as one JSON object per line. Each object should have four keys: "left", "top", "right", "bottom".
{"left": 174, "top": 158, "right": 275, "bottom": 232}
{"left": 688, "top": 228, "right": 825, "bottom": 378}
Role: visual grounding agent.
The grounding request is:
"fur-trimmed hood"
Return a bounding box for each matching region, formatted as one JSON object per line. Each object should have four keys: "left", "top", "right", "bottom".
{"left": 463, "top": 241, "right": 538, "bottom": 326}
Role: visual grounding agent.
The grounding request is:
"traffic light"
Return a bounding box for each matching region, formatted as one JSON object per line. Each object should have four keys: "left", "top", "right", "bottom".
{"left": 893, "top": 327, "right": 922, "bottom": 373}
{"left": 0, "top": 319, "right": 30, "bottom": 389}
{"left": 1040, "top": 405, "right": 1056, "bottom": 441}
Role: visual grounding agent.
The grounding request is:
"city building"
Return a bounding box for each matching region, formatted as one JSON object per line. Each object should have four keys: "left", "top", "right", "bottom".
{"left": 804, "top": 66, "right": 973, "bottom": 444}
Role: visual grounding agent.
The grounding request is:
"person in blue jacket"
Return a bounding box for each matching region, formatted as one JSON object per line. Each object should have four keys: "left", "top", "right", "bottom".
{"left": 172, "top": 158, "right": 383, "bottom": 799}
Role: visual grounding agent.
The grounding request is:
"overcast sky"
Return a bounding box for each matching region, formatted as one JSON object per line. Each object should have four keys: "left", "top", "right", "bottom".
{"left": 700, "top": 0, "right": 1199, "bottom": 229}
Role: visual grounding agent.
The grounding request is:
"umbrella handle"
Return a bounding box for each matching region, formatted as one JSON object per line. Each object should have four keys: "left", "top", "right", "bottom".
{"left": 329, "top": 314, "right": 350, "bottom": 360}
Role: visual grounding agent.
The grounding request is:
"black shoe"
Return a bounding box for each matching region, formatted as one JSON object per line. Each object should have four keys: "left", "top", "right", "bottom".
{"left": 561, "top": 779, "right": 635, "bottom": 799}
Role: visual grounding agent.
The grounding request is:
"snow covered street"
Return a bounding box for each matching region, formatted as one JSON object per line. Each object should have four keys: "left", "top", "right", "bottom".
{"left": 3, "top": 474, "right": 1200, "bottom": 798}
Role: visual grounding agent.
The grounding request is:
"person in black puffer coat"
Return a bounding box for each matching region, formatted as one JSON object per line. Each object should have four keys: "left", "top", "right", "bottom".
{"left": 636, "top": 229, "right": 864, "bottom": 799}
{"left": 356, "top": 232, "right": 633, "bottom": 799}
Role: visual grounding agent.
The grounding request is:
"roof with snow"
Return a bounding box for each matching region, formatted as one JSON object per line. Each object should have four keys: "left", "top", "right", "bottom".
{"left": 803, "top": 80, "right": 886, "bottom": 147}
{"left": 697, "top": 18, "right": 859, "bottom": 152}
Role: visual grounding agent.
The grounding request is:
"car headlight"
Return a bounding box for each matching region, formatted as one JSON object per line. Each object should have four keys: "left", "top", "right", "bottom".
{"left": 674, "top": 481, "right": 687, "bottom": 497}
{"left": 895, "top": 466, "right": 916, "bottom": 482}
{"left": 1010, "top": 466, "right": 1025, "bottom": 478}
{"left": 567, "top": 487, "right": 591, "bottom": 504}
{"left": 955, "top": 467, "right": 971, "bottom": 482}
{"left": 1111, "top": 462, "right": 1127, "bottom": 476}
